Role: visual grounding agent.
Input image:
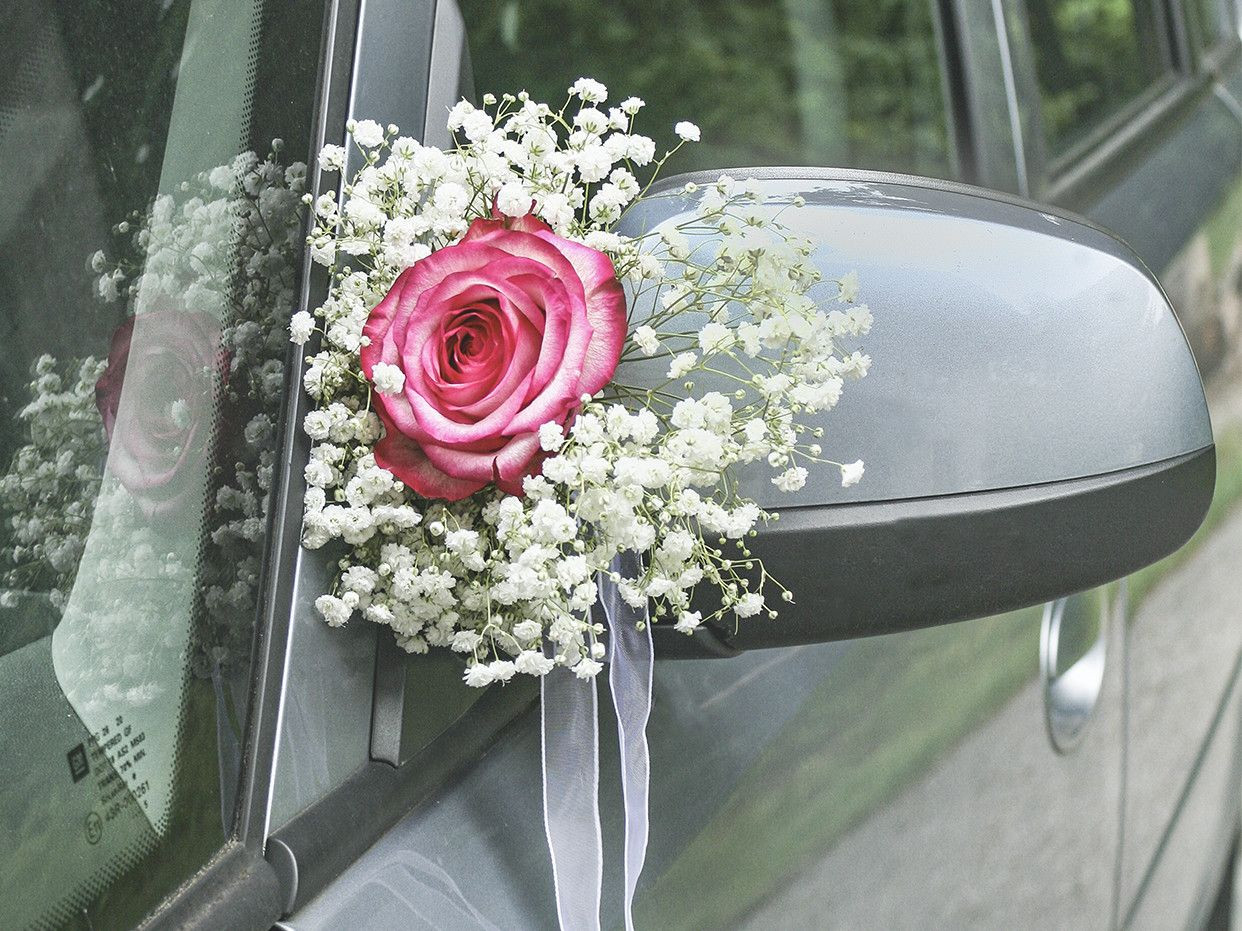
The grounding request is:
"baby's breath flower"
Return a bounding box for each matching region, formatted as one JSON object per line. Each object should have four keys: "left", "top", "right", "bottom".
{"left": 773, "top": 467, "right": 808, "bottom": 493}
{"left": 464, "top": 663, "right": 495, "bottom": 687}
{"left": 350, "top": 119, "right": 384, "bottom": 148}
{"left": 319, "top": 144, "right": 346, "bottom": 172}
{"left": 838, "top": 270, "right": 860, "bottom": 303}
{"left": 370, "top": 362, "right": 405, "bottom": 395}
{"left": 569, "top": 77, "right": 608, "bottom": 102}
{"left": 674, "top": 121, "right": 701, "bottom": 142}
{"left": 840, "top": 460, "right": 866, "bottom": 487}
{"left": 667, "top": 351, "right": 697, "bottom": 379}
{"left": 289, "top": 310, "right": 315, "bottom": 345}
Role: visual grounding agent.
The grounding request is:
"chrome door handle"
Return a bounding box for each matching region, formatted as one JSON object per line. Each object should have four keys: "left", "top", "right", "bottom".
{"left": 1040, "top": 591, "right": 1109, "bottom": 754}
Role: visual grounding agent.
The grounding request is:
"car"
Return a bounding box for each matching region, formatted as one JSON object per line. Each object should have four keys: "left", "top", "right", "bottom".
{"left": 0, "top": 0, "right": 1239, "bottom": 928}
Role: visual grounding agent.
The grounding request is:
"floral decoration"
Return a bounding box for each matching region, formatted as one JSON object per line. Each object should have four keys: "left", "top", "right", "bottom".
{"left": 296, "top": 80, "right": 871, "bottom": 686}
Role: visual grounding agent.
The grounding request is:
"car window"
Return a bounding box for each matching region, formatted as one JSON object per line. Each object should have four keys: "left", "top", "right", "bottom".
{"left": 1024, "top": 0, "right": 1173, "bottom": 157}
{"left": 0, "top": 1, "right": 322, "bottom": 926}
{"left": 458, "top": 0, "right": 958, "bottom": 180}
{"left": 1188, "top": 0, "right": 1236, "bottom": 52}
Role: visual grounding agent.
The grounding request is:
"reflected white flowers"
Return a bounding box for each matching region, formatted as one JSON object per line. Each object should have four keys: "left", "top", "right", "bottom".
{"left": 0, "top": 356, "right": 108, "bottom": 609}
{"left": 296, "top": 83, "right": 872, "bottom": 686}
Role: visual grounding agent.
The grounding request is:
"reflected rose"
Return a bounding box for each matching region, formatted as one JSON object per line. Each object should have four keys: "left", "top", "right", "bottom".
{"left": 95, "top": 311, "right": 224, "bottom": 517}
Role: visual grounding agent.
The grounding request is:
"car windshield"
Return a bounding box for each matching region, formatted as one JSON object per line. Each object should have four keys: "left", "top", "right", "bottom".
{"left": 0, "top": 1, "right": 321, "bottom": 926}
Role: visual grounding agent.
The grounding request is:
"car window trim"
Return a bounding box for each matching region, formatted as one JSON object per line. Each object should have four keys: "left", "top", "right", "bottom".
{"left": 934, "top": 0, "right": 979, "bottom": 183}
{"left": 129, "top": 0, "right": 353, "bottom": 926}
{"left": 1006, "top": 0, "right": 1189, "bottom": 197}
{"left": 137, "top": 842, "right": 284, "bottom": 931}
{"left": 233, "top": 0, "right": 361, "bottom": 851}
{"left": 269, "top": 678, "right": 538, "bottom": 916}
{"left": 1186, "top": 0, "right": 1242, "bottom": 60}
{"left": 1017, "top": 0, "right": 1215, "bottom": 205}
{"left": 1041, "top": 69, "right": 1185, "bottom": 186}
{"left": 1202, "top": 29, "right": 1242, "bottom": 78}
{"left": 1042, "top": 72, "right": 1209, "bottom": 206}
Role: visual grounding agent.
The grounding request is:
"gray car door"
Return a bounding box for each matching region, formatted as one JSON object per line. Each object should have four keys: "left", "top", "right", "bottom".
{"left": 1001, "top": 0, "right": 1242, "bottom": 924}
{"left": 275, "top": 2, "right": 1128, "bottom": 928}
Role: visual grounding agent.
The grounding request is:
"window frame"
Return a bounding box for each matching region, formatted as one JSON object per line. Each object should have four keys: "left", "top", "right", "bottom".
{"left": 1022, "top": 0, "right": 1185, "bottom": 180}
{"left": 0, "top": 1, "right": 341, "bottom": 927}
{"left": 130, "top": 0, "right": 349, "bottom": 925}
{"left": 993, "top": 0, "right": 1231, "bottom": 206}
{"left": 1192, "top": 0, "right": 1242, "bottom": 73}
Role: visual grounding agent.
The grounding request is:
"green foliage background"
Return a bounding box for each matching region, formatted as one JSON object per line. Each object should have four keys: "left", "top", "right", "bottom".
{"left": 460, "top": 0, "right": 955, "bottom": 180}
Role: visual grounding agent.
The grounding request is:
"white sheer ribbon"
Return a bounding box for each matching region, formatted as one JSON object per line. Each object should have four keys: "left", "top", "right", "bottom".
{"left": 541, "top": 551, "right": 654, "bottom": 930}
{"left": 541, "top": 658, "right": 602, "bottom": 931}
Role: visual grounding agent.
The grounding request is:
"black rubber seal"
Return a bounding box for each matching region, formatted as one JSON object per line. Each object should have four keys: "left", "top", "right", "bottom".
{"left": 656, "top": 446, "right": 1216, "bottom": 654}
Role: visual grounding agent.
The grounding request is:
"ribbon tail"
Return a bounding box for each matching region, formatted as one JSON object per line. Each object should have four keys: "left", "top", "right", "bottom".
{"left": 541, "top": 661, "right": 603, "bottom": 931}
{"left": 605, "top": 550, "right": 654, "bottom": 931}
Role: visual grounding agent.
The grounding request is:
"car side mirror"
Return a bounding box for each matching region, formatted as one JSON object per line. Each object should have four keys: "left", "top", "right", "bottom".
{"left": 618, "top": 169, "right": 1214, "bottom": 654}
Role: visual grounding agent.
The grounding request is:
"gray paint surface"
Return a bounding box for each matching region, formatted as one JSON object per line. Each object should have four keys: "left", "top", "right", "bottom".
{"left": 284, "top": 178, "right": 1180, "bottom": 928}
{"left": 619, "top": 171, "right": 1211, "bottom": 509}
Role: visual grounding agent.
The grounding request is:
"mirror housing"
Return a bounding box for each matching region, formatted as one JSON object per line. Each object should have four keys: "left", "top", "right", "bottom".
{"left": 617, "top": 169, "right": 1214, "bottom": 653}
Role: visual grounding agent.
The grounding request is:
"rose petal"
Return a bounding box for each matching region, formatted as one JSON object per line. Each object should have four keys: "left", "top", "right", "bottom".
{"left": 420, "top": 429, "right": 543, "bottom": 491}
{"left": 373, "top": 407, "right": 489, "bottom": 501}
{"left": 359, "top": 218, "right": 626, "bottom": 501}
{"left": 535, "top": 233, "right": 627, "bottom": 396}
{"left": 413, "top": 280, "right": 545, "bottom": 421}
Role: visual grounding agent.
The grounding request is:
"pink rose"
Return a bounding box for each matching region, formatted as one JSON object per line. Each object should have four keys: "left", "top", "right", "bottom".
{"left": 95, "top": 310, "right": 224, "bottom": 518}
{"left": 360, "top": 213, "right": 626, "bottom": 499}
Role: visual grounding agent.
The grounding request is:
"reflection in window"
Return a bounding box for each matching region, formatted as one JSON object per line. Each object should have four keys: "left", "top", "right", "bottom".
{"left": 1025, "top": 0, "right": 1170, "bottom": 155}
{"left": 460, "top": 0, "right": 956, "bottom": 180}
{"left": 0, "top": 1, "right": 322, "bottom": 926}
{"left": 1189, "top": 0, "right": 1235, "bottom": 51}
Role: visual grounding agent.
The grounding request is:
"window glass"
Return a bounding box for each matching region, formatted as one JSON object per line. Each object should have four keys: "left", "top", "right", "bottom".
{"left": 1025, "top": 0, "right": 1171, "bottom": 156}
{"left": 1188, "top": 0, "right": 1235, "bottom": 51}
{"left": 0, "top": 0, "right": 322, "bottom": 926}
{"left": 459, "top": 0, "right": 957, "bottom": 180}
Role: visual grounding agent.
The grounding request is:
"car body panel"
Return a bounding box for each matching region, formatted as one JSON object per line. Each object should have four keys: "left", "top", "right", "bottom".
{"left": 1011, "top": 29, "right": 1242, "bottom": 922}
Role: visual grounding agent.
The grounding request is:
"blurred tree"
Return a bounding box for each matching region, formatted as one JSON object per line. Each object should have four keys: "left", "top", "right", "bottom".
{"left": 1025, "top": 0, "right": 1167, "bottom": 155}
{"left": 460, "top": 0, "right": 954, "bottom": 179}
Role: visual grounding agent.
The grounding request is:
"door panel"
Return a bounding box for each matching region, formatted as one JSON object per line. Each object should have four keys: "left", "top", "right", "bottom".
{"left": 1010, "top": 2, "right": 1242, "bottom": 914}
{"left": 291, "top": 592, "right": 1124, "bottom": 929}
{"left": 1068, "top": 89, "right": 1242, "bottom": 925}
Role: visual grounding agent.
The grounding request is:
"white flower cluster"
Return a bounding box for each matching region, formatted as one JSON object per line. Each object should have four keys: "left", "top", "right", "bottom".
{"left": 199, "top": 146, "right": 307, "bottom": 676}
{"left": 298, "top": 81, "right": 870, "bottom": 686}
{"left": 93, "top": 143, "right": 308, "bottom": 676}
{"left": 2, "top": 144, "right": 308, "bottom": 677}
{"left": 0, "top": 356, "right": 108, "bottom": 610}
{"left": 95, "top": 143, "right": 306, "bottom": 318}
{"left": 0, "top": 364, "right": 194, "bottom": 715}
